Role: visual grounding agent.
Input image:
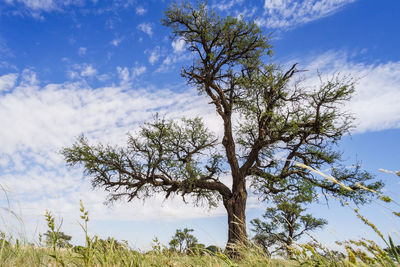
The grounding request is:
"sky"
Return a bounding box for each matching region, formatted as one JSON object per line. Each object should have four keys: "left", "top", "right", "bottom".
{"left": 0, "top": 0, "right": 399, "bottom": 250}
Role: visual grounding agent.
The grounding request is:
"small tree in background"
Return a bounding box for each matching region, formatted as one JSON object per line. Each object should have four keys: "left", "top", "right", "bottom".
{"left": 205, "top": 245, "right": 222, "bottom": 254}
{"left": 43, "top": 230, "right": 72, "bottom": 248}
{"left": 169, "top": 228, "right": 198, "bottom": 254}
{"left": 251, "top": 190, "right": 326, "bottom": 257}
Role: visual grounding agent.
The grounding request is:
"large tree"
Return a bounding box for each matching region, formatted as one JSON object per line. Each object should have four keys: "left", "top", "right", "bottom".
{"left": 62, "top": 2, "right": 381, "bottom": 253}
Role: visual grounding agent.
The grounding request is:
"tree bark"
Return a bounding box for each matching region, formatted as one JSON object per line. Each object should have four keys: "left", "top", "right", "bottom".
{"left": 223, "top": 183, "right": 248, "bottom": 256}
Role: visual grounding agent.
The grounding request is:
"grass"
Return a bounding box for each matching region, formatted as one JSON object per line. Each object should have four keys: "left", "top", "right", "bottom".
{"left": 0, "top": 242, "right": 295, "bottom": 266}
{"left": 0, "top": 169, "right": 399, "bottom": 266}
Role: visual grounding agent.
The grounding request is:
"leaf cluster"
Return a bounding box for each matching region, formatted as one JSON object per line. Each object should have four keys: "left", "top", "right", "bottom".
{"left": 62, "top": 116, "right": 229, "bottom": 207}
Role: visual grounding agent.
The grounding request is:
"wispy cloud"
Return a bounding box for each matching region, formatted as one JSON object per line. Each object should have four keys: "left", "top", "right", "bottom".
{"left": 171, "top": 37, "right": 185, "bottom": 53}
{"left": 80, "top": 64, "right": 97, "bottom": 77}
{"left": 137, "top": 23, "right": 153, "bottom": 37}
{"left": 2, "top": 0, "right": 85, "bottom": 19}
{"left": 156, "top": 53, "right": 191, "bottom": 73}
{"left": 11, "top": 0, "right": 58, "bottom": 11}
{"left": 212, "top": 0, "right": 243, "bottom": 11}
{"left": 147, "top": 46, "right": 161, "bottom": 65}
{"left": 2, "top": 0, "right": 139, "bottom": 19}
{"left": 0, "top": 35, "right": 15, "bottom": 68}
{"left": 67, "top": 63, "right": 98, "bottom": 79}
{"left": 211, "top": 0, "right": 356, "bottom": 29}
{"left": 131, "top": 65, "right": 146, "bottom": 78}
{"left": 78, "top": 47, "right": 87, "bottom": 56}
{"left": 297, "top": 50, "right": 400, "bottom": 133}
{"left": 116, "top": 65, "right": 146, "bottom": 86}
{"left": 0, "top": 73, "right": 18, "bottom": 92}
{"left": 135, "top": 6, "right": 147, "bottom": 15}
{"left": 257, "top": 0, "right": 357, "bottom": 29}
{"left": 111, "top": 37, "right": 123, "bottom": 47}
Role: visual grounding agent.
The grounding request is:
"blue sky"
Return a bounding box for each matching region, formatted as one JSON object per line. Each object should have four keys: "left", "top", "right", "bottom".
{"left": 0, "top": 0, "right": 399, "bottom": 250}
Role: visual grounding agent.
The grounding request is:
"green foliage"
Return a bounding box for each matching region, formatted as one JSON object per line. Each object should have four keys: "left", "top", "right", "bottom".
{"left": 169, "top": 228, "right": 199, "bottom": 254}
{"left": 251, "top": 192, "right": 327, "bottom": 257}
{"left": 62, "top": 116, "right": 224, "bottom": 208}
{"left": 385, "top": 236, "right": 400, "bottom": 262}
{"left": 206, "top": 245, "right": 222, "bottom": 254}
{"left": 162, "top": 1, "right": 272, "bottom": 81}
{"left": 43, "top": 230, "right": 72, "bottom": 248}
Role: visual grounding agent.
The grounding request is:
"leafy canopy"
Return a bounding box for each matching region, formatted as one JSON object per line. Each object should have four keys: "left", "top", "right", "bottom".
{"left": 251, "top": 191, "right": 327, "bottom": 256}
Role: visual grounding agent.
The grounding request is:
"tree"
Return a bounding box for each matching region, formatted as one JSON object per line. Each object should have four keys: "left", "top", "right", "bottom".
{"left": 96, "top": 237, "right": 128, "bottom": 252}
{"left": 62, "top": 1, "right": 382, "bottom": 254}
{"left": 169, "top": 228, "right": 198, "bottom": 254}
{"left": 43, "top": 230, "right": 72, "bottom": 248}
{"left": 250, "top": 192, "right": 327, "bottom": 257}
{"left": 205, "top": 245, "right": 222, "bottom": 254}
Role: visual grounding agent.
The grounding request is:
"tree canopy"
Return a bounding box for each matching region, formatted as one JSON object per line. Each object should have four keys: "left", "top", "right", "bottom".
{"left": 169, "top": 228, "right": 199, "bottom": 254}
{"left": 43, "top": 230, "right": 72, "bottom": 248}
{"left": 251, "top": 192, "right": 327, "bottom": 257}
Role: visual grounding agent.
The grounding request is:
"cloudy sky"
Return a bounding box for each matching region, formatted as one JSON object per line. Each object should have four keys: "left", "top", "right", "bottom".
{"left": 0, "top": 0, "right": 399, "bottom": 249}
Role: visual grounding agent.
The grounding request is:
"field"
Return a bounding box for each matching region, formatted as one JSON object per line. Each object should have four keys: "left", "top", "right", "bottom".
{"left": 0, "top": 234, "right": 398, "bottom": 266}
{"left": 0, "top": 185, "right": 399, "bottom": 267}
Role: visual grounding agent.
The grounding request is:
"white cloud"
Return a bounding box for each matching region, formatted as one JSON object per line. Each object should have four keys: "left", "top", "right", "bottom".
{"left": 116, "top": 66, "right": 130, "bottom": 84}
{"left": 68, "top": 63, "right": 99, "bottom": 79}
{"left": 257, "top": 0, "right": 357, "bottom": 29}
{"left": 0, "top": 73, "right": 18, "bottom": 92}
{"left": 3, "top": 0, "right": 86, "bottom": 19}
{"left": 147, "top": 46, "right": 160, "bottom": 65}
{"left": 297, "top": 51, "right": 400, "bottom": 133}
{"left": 15, "top": 0, "right": 57, "bottom": 11}
{"left": 116, "top": 65, "right": 146, "bottom": 86}
{"left": 234, "top": 6, "right": 257, "bottom": 20}
{"left": 172, "top": 37, "right": 185, "bottom": 53}
{"left": 111, "top": 37, "right": 123, "bottom": 47}
{"left": 78, "top": 47, "right": 87, "bottom": 56}
{"left": 21, "top": 68, "right": 38, "bottom": 85}
{"left": 156, "top": 53, "right": 192, "bottom": 73}
{"left": 80, "top": 64, "right": 97, "bottom": 77}
{"left": 3, "top": 0, "right": 142, "bottom": 19}
{"left": 137, "top": 23, "right": 152, "bottom": 37}
{"left": 347, "top": 62, "right": 400, "bottom": 133}
{"left": 135, "top": 6, "right": 146, "bottom": 15}
{"left": 131, "top": 65, "right": 146, "bottom": 78}
{"left": 213, "top": 0, "right": 243, "bottom": 11}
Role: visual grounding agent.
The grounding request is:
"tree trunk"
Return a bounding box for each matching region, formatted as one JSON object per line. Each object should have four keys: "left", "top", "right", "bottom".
{"left": 287, "top": 223, "right": 294, "bottom": 258}
{"left": 223, "top": 187, "right": 248, "bottom": 256}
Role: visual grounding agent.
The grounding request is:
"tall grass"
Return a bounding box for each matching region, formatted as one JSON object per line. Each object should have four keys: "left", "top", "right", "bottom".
{"left": 0, "top": 168, "right": 398, "bottom": 266}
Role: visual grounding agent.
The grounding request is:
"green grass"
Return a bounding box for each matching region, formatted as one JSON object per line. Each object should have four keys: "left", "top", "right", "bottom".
{"left": 0, "top": 243, "right": 296, "bottom": 267}
{"left": 0, "top": 238, "right": 397, "bottom": 266}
